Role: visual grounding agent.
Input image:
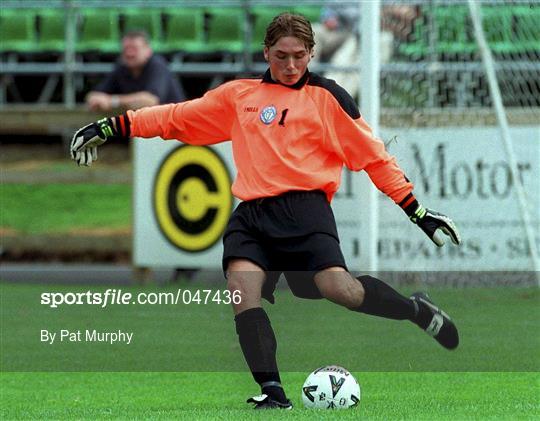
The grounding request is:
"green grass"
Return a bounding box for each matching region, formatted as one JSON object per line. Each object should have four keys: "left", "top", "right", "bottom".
{"left": 1, "top": 372, "right": 538, "bottom": 420}
{"left": 2, "top": 284, "right": 539, "bottom": 372}
{"left": 1, "top": 184, "right": 131, "bottom": 234}
{"left": 1, "top": 283, "right": 539, "bottom": 419}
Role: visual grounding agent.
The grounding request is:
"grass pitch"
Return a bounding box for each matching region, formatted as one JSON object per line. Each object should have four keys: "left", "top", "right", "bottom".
{"left": 2, "top": 184, "right": 131, "bottom": 234}
{"left": 1, "top": 372, "right": 538, "bottom": 420}
{"left": 1, "top": 283, "right": 539, "bottom": 419}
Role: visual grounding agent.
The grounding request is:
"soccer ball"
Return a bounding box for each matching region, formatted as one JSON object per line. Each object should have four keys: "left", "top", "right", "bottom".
{"left": 302, "top": 365, "right": 361, "bottom": 409}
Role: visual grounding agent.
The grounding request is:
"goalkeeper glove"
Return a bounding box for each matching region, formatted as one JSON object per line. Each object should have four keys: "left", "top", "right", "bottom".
{"left": 402, "top": 197, "right": 461, "bottom": 247}
{"left": 70, "top": 115, "right": 129, "bottom": 166}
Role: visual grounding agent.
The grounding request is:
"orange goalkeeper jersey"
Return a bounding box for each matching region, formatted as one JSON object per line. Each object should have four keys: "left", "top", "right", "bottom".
{"left": 126, "top": 70, "right": 414, "bottom": 204}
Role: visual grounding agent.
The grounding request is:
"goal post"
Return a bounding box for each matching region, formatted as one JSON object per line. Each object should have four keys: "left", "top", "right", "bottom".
{"left": 359, "top": 0, "right": 381, "bottom": 273}
{"left": 467, "top": 0, "right": 540, "bottom": 282}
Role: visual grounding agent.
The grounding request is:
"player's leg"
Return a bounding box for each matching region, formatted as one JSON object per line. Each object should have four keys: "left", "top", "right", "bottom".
{"left": 314, "top": 268, "right": 459, "bottom": 349}
{"left": 270, "top": 190, "right": 458, "bottom": 350}
{"left": 315, "top": 268, "right": 416, "bottom": 317}
{"left": 223, "top": 199, "right": 292, "bottom": 409}
{"left": 226, "top": 258, "right": 292, "bottom": 409}
{"left": 226, "top": 258, "right": 265, "bottom": 315}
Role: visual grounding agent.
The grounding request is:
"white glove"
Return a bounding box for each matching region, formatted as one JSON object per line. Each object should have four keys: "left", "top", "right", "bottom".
{"left": 409, "top": 205, "right": 461, "bottom": 247}
{"left": 70, "top": 118, "right": 115, "bottom": 166}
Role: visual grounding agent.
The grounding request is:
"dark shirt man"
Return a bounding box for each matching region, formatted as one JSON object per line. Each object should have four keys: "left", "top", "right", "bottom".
{"left": 86, "top": 31, "right": 184, "bottom": 111}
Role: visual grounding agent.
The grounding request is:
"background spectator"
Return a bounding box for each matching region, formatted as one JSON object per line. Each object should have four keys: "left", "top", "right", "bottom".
{"left": 314, "top": 4, "right": 414, "bottom": 98}
{"left": 311, "top": 6, "right": 358, "bottom": 63}
{"left": 86, "top": 30, "right": 185, "bottom": 112}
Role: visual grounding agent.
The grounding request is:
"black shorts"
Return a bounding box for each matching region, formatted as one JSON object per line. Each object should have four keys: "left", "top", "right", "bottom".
{"left": 222, "top": 190, "right": 347, "bottom": 302}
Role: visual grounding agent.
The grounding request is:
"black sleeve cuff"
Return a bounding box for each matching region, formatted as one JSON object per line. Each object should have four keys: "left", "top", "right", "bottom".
{"left": 112, "top": 113, "right": 131, "bottom": 139}
{"left": 398, "top": 193, "right": 420, "bottom": 217}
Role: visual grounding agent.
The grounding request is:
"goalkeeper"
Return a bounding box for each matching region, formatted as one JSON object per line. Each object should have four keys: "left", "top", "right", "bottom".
{"left": 71, "top": 13, "right": 461, "bottom": 410}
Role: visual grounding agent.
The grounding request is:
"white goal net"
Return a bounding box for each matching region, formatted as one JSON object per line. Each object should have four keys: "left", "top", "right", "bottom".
{"left": 340, "top": 0, "right": 539, "bottom": 277}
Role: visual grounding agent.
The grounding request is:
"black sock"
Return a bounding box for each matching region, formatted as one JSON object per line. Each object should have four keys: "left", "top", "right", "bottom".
{"left": 354, "top": 275, "right": 417, "bottom": 321}
{"left": 261, "top": 384, "right": 287, "bottom": 403}
{"left": 235, "top": 307, "right": 287, "bottom": 402}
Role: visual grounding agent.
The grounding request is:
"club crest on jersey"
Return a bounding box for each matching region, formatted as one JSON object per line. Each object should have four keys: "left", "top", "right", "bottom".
{"left": 259, "top": 105, "right": 277, "bottom": 125}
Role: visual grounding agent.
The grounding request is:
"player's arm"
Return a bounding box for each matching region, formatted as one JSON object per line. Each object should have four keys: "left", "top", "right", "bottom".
{"left": 71, "top": 84, "right": 235, "bottom": 166}
{"left": 354, "top": 121, "right": 460, "bottom": 247}
{"left": 356, "top": 119, "right": 460, "bottom": 247}
{"left": 326, "top": 103, "right": 460, "bottom": 247}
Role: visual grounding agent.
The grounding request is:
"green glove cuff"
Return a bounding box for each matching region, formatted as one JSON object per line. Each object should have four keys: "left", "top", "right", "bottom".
{"left": 408, "top": 204, "right": 427, "bottom": 224}
{"left": 96, "top": 118, "right": 115, "bottom": 138}
{"left": 95, "top": 114, "right": 130, "bottom": 140}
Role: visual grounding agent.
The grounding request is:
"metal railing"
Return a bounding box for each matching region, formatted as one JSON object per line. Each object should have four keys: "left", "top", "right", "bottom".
{"left": 1, "top": 0, "right": 538, "bottom": 109}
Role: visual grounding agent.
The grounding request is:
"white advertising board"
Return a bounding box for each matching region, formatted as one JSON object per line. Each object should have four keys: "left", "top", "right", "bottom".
{"left": 134, "top": 126, "right": 539, "bottom": 272}
{"left": 133, "top": 140, "right": 235, "bottom": 268}
{"left": 376, "top": 126, "right": 539, "bottom": 271}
